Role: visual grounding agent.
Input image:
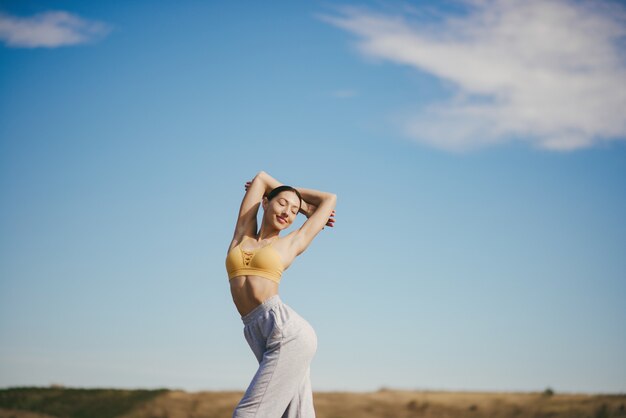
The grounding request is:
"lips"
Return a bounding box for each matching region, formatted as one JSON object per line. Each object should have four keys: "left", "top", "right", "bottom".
{"left": 277, "top": 215, "right": 287, "bottom": 224}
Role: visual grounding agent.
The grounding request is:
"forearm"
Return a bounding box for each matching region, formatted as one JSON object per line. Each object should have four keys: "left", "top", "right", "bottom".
{"left": 297, "top": 187, "right": 334, "bottom": 205}
{"left": 253, "top": 171, "right": 334, "bottom": 214}
{"left": 255, "top": 171, "right": 283, "bottom": 196}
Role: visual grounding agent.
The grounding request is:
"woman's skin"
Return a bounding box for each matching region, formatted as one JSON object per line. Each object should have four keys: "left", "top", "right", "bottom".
{"left": 228, "top": 171, "right": 337, "bottom": 316}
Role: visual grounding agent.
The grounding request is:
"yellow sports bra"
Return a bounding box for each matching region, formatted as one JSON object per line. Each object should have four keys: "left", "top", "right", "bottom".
{"left": 225, "top": 236, "right": 284, "bottom": 283}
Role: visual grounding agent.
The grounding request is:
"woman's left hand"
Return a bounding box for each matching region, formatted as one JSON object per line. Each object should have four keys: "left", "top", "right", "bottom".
{"left": 305, "top": 204, "right": 335, "bottom": 228}
{"left": 325, "top": 209, "right": 336, "bottom": 228}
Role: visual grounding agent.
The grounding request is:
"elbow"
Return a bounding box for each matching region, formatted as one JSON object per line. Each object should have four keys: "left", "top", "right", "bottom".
{"left": 326, "top": 193, "right": 337, "bottom": 204}
{"left": 253, "top": 171, "right": 267, "bottom": 183}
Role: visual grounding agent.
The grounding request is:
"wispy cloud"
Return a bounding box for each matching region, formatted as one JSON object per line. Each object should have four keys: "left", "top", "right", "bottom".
{"left": 0, "top": 10, "right": 111, "bottom": 48}
{"left": 321, "top": 0, "right": 626, "bottom": 151}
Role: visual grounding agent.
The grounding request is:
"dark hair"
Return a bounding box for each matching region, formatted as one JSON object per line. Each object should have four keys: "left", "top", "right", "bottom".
{"left": 266, "top": 185, "right": 302, "bottom": 211}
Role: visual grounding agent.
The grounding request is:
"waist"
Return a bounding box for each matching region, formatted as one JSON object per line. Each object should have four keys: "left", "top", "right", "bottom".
{"left": 241, "top": 295, "right": 283, "bottom": 324}
{"left": 230, "top": 276, "right": 279, "bottom": 317}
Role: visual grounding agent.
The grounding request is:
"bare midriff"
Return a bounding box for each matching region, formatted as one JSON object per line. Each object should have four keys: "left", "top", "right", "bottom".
{"left": 230, "top": 275, "right": 279, "bottom": 316}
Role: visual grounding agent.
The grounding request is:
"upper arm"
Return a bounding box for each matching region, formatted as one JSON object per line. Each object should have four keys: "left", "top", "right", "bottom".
{"left": 290, "top": 193, "right": 337, "bottom": 256}
{"left": 231, "top": 172, "right": 267, "bottom": 243}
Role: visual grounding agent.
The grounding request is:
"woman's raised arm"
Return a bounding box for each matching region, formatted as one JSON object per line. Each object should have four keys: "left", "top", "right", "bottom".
{"left": 290, "top": 187, "right": 337, "bottom": 256}
{"left": 232, "top": 171, "right": 282, "bottom": 243}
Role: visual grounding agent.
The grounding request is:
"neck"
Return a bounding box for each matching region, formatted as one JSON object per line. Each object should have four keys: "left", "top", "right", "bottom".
{"left": 257, "top": 223, "right": 280, "bottom": 241}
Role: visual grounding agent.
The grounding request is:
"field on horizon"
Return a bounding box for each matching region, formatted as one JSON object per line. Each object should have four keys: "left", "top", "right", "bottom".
{"left": 1, "top": 387, "right": 625, "bottom": 418}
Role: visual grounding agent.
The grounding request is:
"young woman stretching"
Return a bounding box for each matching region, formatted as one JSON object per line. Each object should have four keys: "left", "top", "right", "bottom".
{"left": 226, "top": 171, "right": 337, "bottom": 417}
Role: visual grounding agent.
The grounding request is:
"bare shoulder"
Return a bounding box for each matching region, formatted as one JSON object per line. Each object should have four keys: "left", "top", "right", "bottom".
{"left": 274, "top": 230, "right": 298, "bottom": 249}
{"left": 272, "top": 231, "right": 300, "bottom": 268}
{"left": 228, "top": 234, "right": 251, "bottom": 253}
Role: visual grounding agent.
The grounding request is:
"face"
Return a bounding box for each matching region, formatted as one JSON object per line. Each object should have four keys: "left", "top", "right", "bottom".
{"left": 263, "top": 191, "right": 300, "bottom": 230}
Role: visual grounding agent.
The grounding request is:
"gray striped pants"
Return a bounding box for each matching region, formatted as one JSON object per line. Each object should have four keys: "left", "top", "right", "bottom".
{"left": 233, "top": 295, "right": 317, "bottom": 418}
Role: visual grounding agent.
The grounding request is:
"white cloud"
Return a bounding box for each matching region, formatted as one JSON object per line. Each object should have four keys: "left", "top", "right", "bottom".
{"left": 0, "top": 10, "right": 111, "bottom": 48}
{"left": 321, "top": 0, "right": 626, "bottom": 151}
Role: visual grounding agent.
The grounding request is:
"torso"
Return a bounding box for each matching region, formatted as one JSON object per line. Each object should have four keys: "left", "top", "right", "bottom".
{"left": 228, "top": 234, "right": 296, "bottom": 316}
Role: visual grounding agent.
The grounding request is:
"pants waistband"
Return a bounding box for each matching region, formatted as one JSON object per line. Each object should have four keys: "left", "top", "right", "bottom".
{"left": 241, "top": 295, "right": 282, "bottom": 325}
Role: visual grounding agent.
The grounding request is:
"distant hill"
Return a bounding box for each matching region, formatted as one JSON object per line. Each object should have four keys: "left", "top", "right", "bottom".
{"left": 1, "top": 386, "right": 625, "bottom": 418}
{"left": 0, "top": 387, "right": 168, "bottom": 418}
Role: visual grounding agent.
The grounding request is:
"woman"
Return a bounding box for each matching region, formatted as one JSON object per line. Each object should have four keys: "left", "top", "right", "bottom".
{"left": 226, "top": 171, "right": 337, "bottom": 417}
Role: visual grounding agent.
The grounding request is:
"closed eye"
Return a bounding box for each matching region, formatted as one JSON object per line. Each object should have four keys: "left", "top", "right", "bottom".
{"left": 280, "top": 198, "right": 298, "bottom": 211}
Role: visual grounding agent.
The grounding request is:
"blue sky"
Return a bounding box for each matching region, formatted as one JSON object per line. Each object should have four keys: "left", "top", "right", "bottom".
{"left": 1, "top": 0, "right": 625, "bottom": 394}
